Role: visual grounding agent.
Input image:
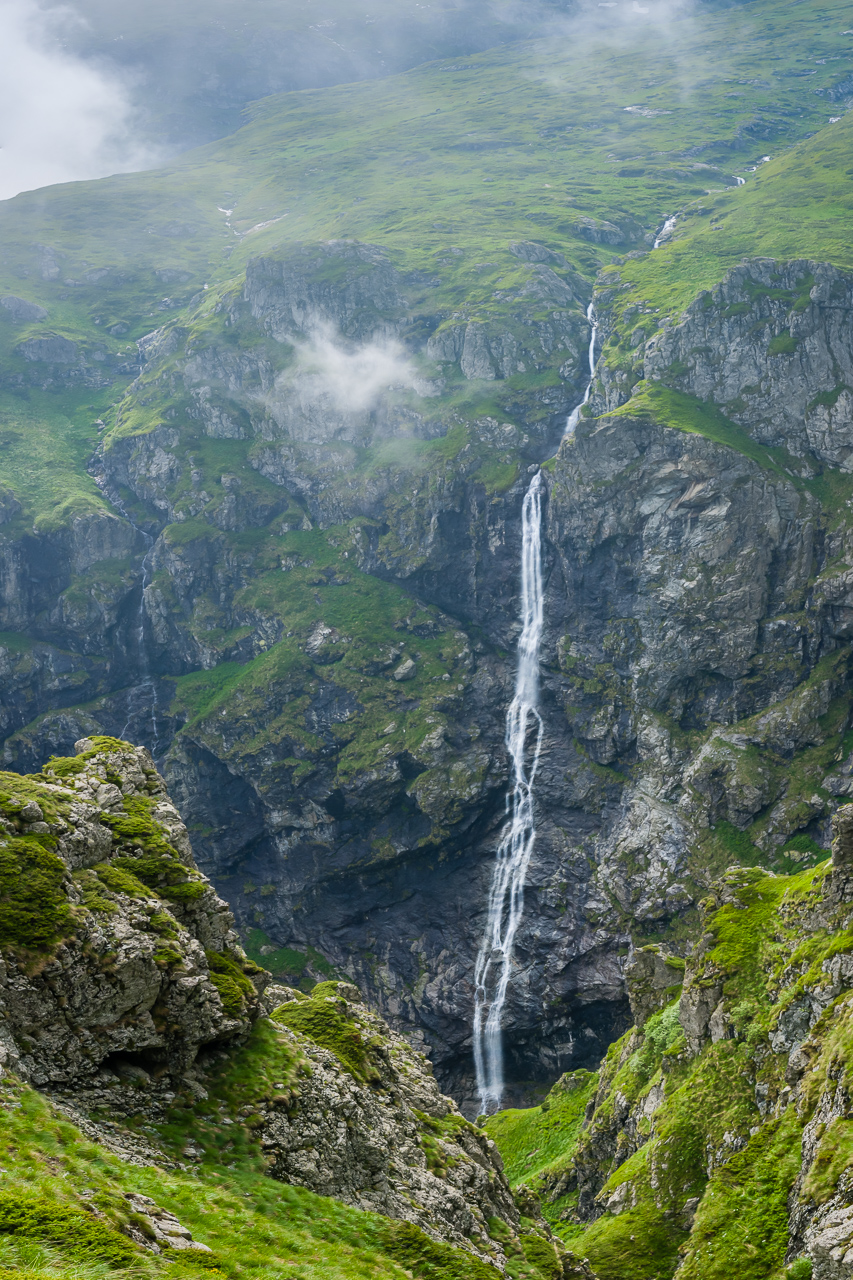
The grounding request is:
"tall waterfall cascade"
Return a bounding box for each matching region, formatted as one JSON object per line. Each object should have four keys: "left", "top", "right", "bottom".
{"left": 472, "top": 308, "right": 598, "bottom": 1115}
{"left": 472, "top": 470, "right": 545, "bottom": 1116}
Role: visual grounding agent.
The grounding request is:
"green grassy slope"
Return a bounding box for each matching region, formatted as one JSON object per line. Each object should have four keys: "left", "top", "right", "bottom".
{"left": 2, "top": 0, "right": 850, "bottom": 301}
{"left": 613, "top": 110, "right": 853, "bottom": 320}
{"left": 0, "top": 1026, "right": 493, "bottom": 1280}
{"left": 0, "top": 987, "right": 575, "bottom": 1280}
{"left": 0, "top": 0, "right": 850, "bottom": 529}
{"left": 484, "top": 1071, "right": 598, "bottom": 1187}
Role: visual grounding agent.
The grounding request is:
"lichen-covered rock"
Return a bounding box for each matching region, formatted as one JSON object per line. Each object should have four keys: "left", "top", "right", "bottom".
{"left": 257, "top": 979, "right": 589, "bottom": 1273}
{"left": 0, "top": 735, "right": 264, "bottom": 1086}
{"left": 261, "top": 981, "right": 523, "bottom": 1263}
{"left": 123, "top": 1192, "right": 212, "bottom": 1253}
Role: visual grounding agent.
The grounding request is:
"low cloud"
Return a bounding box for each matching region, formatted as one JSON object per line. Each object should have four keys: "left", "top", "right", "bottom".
{"left": 0, "top": 0, "right": 157, "bottom": 201}
{"left": 290, "top": 323, "right": 421, "bottom": 414}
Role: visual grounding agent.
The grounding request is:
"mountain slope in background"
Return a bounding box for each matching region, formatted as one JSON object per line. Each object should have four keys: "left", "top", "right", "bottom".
{"left": 50, "top": 0, "right": 755, "bottom": 154}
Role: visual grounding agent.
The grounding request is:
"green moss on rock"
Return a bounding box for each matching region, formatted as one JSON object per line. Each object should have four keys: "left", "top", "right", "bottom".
{"left": 0, "top": 836, "right": 73, "bottom": 953}
{"left": 205, "top": 949, "right": 256, "bottom": 1017}
{"left": 272, "top": 983, "right": 383, "bottom": 1084}
{"left": 0, "top": 1193, "right": 139, "bottom": 1267}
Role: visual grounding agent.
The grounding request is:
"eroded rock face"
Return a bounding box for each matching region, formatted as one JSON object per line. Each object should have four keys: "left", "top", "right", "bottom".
{"left": 262, "top": 983, "right": 523, "bottom": 1261}
{"left": 0, "top": 736, "right": 264, "bottom": 1086}
{"left": 625, "top": 946, "right": 685, "bottom": 1028}
{"left": 639, "top": 260, "right": 853, "bottom": 469}
{"left": 255, "top": 979, "right": 594, "bottom": 1274}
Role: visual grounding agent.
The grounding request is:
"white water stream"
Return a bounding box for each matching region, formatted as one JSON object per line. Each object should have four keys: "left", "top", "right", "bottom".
{"left": 653, "top": 215, "right": 677, "bottom": 249}
{"left": 567, "top": 303, "right": 599, "bottom": 436}
{"left": 472, "top": 306, "right": 598, "bottom": 1115}
{"left": 472, "top": 470, "right": 545, "bottom": 1115}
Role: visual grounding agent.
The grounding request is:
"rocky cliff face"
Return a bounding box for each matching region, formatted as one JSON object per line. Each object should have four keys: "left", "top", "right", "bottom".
{"left": 0, "top": 735, "right": 263, "bottom": 1086}
{"left": 2, "top": 244, "right": 853, "bottom": 1110}
{"left": 493, "top": 805, "right": 853, "bottom": 1280}
{"left": 250, "top": 978, "right": 592, "bottom": 1272}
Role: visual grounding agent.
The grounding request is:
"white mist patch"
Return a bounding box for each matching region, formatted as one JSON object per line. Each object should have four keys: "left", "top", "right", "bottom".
{"left": 0, "top": 0, "right": 157, "bottom": 200}
{"left": 291, "top": 323, "right": 421, "bottom": 414}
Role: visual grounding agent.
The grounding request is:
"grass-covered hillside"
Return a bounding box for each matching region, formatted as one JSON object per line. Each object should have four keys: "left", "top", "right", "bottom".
{"left": 610, "top": 110, "right": 853, "bottom": 322}
{"left": 0, "top": 1028, "right": 507, "bottom": 1280}
{"left": 0, "top": 0, "right": 849, "bottom": 532}
{"left": 65, "top": 0, "right": 581, "bottom": 150}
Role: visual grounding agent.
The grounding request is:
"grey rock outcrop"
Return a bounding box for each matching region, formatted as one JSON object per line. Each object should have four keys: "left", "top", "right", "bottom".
{"left": 598, "top": 259, "right": 853, "bottom": 468}
{"left": 262, "top": 983, "right": 524, "bottom": 1263}
{"left": 625, "top": 945, "right": 685, "bottom": 1028}
{"left": 245, "top": 241, "right": 406, "bottom": 342}
{"left": 123, "top": 1193, "right": 212, "bottom": 1254}
{"left": 1, "top": 295, "right": 48, "bottom": 324}
{"left": 17, "top": 334, "right": 79, "bottom": 363}
{"left": 0, "top": 736, "right": 263, "bottom": 1086}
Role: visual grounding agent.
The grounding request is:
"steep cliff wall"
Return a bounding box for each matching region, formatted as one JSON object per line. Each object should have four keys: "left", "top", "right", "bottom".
{"left": 485, "top": 806, "right": 853, "bottom": 1280}
{"left": 4, "top": 249, "right": 853, "bottom": 1109}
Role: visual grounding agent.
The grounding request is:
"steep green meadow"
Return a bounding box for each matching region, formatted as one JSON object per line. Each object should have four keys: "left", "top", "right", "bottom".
{"left": 0, "top": 1032, "right": 499, "bottom": 1280}
{"left": 0, "top": 0, "right": 849, "bottom": 551}
{"left": 65, "top": 0, "right": 581, "bottom": 150}
{"left": 613, "top": 110, "right": 853, "bottom": 322}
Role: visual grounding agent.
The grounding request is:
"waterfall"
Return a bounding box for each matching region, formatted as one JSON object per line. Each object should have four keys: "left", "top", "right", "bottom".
{"left": 653, "top": 215, "right": 677, "bottom": 249}
{"left": 473, "top": 471, "right": 545, "bottom": 1115}
{"left": 566, "top": 303, "right": 598, "bottom": 436}
{"left": 473, "top": 302, "right": 599, "bottom": 1116}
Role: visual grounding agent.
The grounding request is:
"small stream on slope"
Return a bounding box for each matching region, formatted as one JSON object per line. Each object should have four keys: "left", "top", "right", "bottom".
{"left": 473, "top": 304, "right": 598, "bottom": 1114}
